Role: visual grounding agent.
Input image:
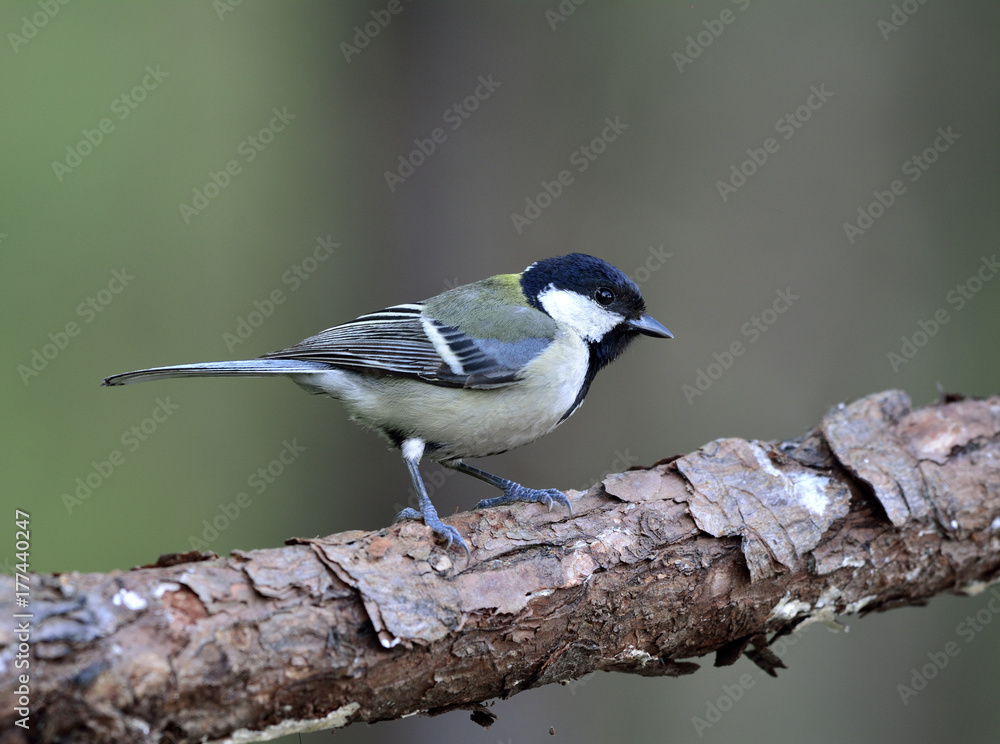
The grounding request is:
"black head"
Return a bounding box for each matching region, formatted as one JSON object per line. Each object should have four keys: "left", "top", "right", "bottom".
{"left": 520, "top": 253, "right": 672, "bottom": 421}
{"left": 521, "top": 253, "right": 671, "bottom": 370}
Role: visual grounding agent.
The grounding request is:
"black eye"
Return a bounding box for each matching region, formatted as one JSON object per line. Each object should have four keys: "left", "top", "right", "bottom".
{"left": 594, "top": 287, "right": 615, "bottom": 306}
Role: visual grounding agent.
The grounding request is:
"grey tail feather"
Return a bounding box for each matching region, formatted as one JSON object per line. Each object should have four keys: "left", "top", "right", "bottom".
{"left": 102, "top": 359, "right": 331, "bottom": 386}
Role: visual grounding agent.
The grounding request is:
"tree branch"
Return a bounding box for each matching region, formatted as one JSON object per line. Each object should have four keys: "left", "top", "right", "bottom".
{"left": 3, "top": 389, "right": 999, "bottom": 744}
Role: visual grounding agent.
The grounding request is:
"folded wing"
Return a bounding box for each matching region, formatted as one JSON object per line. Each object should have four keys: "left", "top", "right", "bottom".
{"left": 262, "top": 302, "right": 555, "bottom": 389}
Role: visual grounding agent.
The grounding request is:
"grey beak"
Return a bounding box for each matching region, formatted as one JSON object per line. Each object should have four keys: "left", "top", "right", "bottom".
{"left": 629, "top": 314, "right": 673, "bottom": 339}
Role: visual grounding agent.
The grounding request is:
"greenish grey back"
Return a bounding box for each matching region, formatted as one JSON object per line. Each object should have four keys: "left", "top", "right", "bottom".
{"left": 424, "top": 274, "right": 557, "bottom": 343}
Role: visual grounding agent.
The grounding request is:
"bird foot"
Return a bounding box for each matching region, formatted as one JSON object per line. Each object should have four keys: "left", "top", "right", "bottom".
{"left": 475, "top": 484, "right": 574, "bottom": 515}
{"left": 393, "top": 508, "right": 470, "bottom": 559}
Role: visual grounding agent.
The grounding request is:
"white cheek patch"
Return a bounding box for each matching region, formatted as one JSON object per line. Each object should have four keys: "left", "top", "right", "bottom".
{"left": 537, "top": 285, "right": 625, "bottom": 342}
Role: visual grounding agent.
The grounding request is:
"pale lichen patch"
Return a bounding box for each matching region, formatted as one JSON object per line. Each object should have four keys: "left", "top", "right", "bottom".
{"left": 213, "top": 701, "right": 361, "bottom": 743}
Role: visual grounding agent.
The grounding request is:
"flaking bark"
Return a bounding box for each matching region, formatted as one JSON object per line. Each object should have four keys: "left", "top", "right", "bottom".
{"left": 2, "top": 389, "right": 999, "bottom": 744}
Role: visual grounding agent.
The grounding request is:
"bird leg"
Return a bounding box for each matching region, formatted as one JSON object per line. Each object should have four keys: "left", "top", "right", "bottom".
{"left": 393, "top": 440, "right": 470, "bottom": 558}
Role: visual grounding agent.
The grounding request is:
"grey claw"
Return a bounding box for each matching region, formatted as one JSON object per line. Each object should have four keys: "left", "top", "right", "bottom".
{"left": 442, "top": 526, "right": 471, "bottom": 560}
{"left": 392, "top": 509, "right": 469, "bottom": 560}
{"left": 420, "top": 515, "right": 470, "bottom": 560}
{"left": 393, "top": 507, "right": 421, "bottom": 523}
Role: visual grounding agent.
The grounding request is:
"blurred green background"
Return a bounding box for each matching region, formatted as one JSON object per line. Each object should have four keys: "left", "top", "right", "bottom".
{"left": 2, "top": 1, "right": 998, "bottom": 742}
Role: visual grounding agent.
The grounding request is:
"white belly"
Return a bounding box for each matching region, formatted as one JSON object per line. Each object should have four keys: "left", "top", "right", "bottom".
{"left": 292, "top": 329, "right": 589, "bottom": 460}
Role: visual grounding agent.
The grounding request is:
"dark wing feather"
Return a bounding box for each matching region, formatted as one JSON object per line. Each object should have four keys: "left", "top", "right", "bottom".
{"left": 261, "top": 303, "right": 551, "bottom": 389}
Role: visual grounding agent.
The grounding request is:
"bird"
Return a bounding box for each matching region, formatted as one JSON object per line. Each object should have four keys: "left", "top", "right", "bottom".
{"left": 103, "top": 253, "right": 672, "bottom": 556}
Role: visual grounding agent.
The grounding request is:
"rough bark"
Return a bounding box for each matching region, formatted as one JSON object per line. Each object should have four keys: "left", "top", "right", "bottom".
{"left": 3, "top": 389, "right": 999, "bottom": 744}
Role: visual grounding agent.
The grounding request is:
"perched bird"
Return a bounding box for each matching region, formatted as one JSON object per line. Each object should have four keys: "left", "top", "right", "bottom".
{"left": 103, "top": 253, "right": 671, "bottom": 555}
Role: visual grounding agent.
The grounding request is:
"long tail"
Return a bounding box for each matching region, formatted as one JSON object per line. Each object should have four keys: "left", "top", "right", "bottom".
{"left": 102, "top": 359, "right": 331, "bottom": 386}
